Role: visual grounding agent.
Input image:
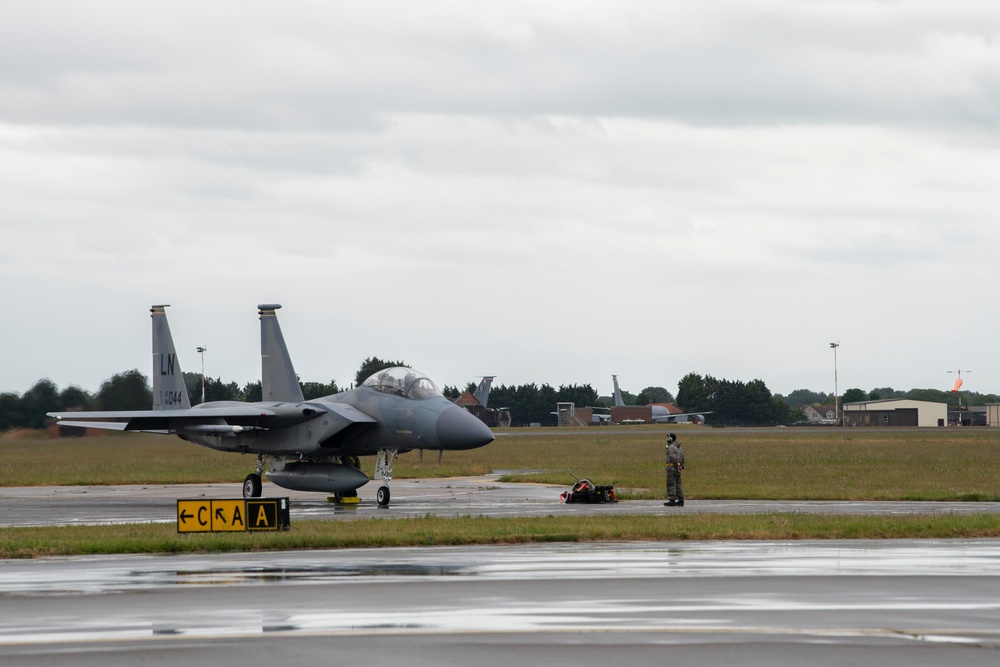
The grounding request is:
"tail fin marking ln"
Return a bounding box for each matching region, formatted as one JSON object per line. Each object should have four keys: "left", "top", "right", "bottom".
{"left": 151, "top": 304, "right": 192, "bottom": 410}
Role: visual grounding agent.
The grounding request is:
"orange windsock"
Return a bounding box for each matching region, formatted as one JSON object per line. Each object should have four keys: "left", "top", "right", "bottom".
{"left": 951, "top": 378, "right": 964, "bottom": 392}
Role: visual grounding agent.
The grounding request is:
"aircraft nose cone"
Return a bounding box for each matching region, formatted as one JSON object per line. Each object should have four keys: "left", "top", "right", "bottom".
{"left": 436, "top": 406, "right": 495, "bottom": 450}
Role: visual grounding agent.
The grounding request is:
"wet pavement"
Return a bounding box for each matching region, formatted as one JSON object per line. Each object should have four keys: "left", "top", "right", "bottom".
{"left": 3, "top": 540, "right": 1000, "bottom": 665}
{"left": 3, "top": 477, "right": 1000, "bottom": 527}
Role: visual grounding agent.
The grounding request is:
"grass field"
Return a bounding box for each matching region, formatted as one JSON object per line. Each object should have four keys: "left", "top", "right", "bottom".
{"left": 2, "top": 426, "right": 999, "bottom": 556}
{"left": 4, "top": 426, "right": 999, "bottom": 501}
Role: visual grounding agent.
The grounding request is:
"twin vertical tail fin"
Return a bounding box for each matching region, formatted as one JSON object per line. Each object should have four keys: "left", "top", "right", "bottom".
{"left": 258, "top": 304, "right": 304, "bottom": 403}
{"left": 612, "top": 375, "right": 625, "bottom": 407}
{"left": 151, "top": 305, "right": 192, "bottom": 410}
{"left": 473, "top": 376, "right": 495, "bottom": 408}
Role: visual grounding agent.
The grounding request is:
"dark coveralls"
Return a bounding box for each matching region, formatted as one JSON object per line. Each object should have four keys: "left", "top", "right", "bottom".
{"left": 666, "top": 441, "right": 685, "bottom": 503}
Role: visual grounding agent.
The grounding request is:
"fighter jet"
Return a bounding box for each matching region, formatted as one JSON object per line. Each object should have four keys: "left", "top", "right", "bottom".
{"left": 47, "top": 304, "right": 495, "bottom": 506}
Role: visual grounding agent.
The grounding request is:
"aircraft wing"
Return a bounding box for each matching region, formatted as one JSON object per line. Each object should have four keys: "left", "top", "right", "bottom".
{"left": 47, "top": 406, "right": 280, "bottom": 433}
{"left": 47, "top": 402, "right": 379, "bottom": 438}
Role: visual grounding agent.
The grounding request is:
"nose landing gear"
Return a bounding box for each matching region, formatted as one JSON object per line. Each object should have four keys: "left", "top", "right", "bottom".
{"left": 375, "top": 449, "right": 398, "bottom": 507}
{"left": 243, "top": 454, "right": 265, "bottom": 499}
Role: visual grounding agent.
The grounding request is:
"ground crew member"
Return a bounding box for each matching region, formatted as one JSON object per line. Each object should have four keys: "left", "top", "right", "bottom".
{"left": 664, "top": 432, "right": 685, "bottom": 506}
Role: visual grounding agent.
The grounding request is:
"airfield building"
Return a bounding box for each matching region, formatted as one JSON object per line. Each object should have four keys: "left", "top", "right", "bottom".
{"left": 456, "top": 391, "right": 511, "bottom": 428}
{"left": 841, "top": 398, "right": 947, "bottom": 427}
{"left": 987, "top": 404, "right": 1000, "bottom": 427}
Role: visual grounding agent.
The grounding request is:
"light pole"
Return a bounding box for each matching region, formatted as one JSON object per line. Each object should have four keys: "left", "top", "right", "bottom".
{"left": 197, "top": 346, "right": 207, "bottom": 404}
{"left": 830, "top": 342, "right": 840, "bottom": 426}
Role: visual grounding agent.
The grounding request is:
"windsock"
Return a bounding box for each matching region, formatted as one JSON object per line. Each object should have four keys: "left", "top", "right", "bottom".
{"left": 951, "top": 378, "right": 964, "bottom": 392}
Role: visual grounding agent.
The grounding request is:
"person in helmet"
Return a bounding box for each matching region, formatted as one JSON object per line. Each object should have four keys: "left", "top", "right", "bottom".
{"left": 664, "top": 432, "right": 685, "bottom": 507}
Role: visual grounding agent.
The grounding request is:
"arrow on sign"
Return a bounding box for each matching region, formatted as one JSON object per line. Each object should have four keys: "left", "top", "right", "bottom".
{"left": 179, "top": 510, "right": 193, "bottom": 523}
{"left": 215, "top": 507, "right": 227, "bottom": 524}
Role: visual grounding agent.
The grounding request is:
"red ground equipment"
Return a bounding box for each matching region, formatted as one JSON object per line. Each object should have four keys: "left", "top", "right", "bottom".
{"left": 560, "top": 477, "right": 618, "bottom": 504}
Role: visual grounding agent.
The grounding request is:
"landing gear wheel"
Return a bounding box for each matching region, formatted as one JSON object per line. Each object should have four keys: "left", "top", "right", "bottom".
{"left": 243, "top": 473, "right": 262, "bottom": 499}
{"left": 376, "top": 485, "right": 390, "bottom": 507}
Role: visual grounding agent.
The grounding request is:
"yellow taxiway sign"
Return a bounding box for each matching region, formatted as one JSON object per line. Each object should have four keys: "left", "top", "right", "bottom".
{"left": 177, "top": 498, "right": 289, "bottom": 533}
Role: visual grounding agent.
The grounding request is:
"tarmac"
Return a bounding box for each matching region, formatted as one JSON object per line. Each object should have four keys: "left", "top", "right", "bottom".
{"left": 2, "top": 476, "right": 1000, "bottom": 527}
{"left": 3, "top": 539, "right": 1000, "bottom": 665}
{"left": 4, "top": 478, "right": 1000, "bottom": 666}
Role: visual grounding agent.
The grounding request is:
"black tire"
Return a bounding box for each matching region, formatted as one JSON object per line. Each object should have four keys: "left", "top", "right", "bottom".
{"left": 243, "top": 473, "right": 262, "bottom": 499}
{"left": 376, "top": 485, "right": 390, "bottom": 506}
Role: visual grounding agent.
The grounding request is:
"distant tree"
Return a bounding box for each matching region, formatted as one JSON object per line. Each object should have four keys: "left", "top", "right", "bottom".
{"left": 21, "top": 379, "right": 62, "bottom": 428}
{"left": 678, "top": 373, "right": 788, "bottom": 425}
{"left": 0, "top": 392, "right": 22, "bottom": 431}
{"left": 906, "top": 388, "right": 955, "bottom": 405}
{"left": 301, "top": 380, "right": 340, "bottom": 400}
{"left": 202, "top": 377, "right": 242, "bottom": 402}
{"left": 556, "top": 384, "right": 599, "bottom": 408}
{"left": 676, "top": 373, "right": 711, "bottom": 413}
{"left": 487, "top": 382, "right": 560, "bottom": 426}
{"left": 441, "top": 385, "right": 461, "bottom": 400}
{"left": 870, "top": 387, "right": 906, "bottom": 400}
{"left": 58, "top": 385, "right": 93, "bottom": 411}
{"left": 355, "top": 357, "right": 408, "bottom": 387}
{"left": 636, "top": 386, "right": 675, "bottom": 405}
{"left": 95, "top": 370, "right": 152, "bottom": 411}
{"left": 183, "top": 371, "right": 203, "bottom": 405}
{"left": 868, "top": 390, "right": 881, "bottom": 400}
{"left": 787, "top": 406, "right": 807, "bottom": 423}
{"left": 782, "top": 388, "right": 833, "bottom": 407}
{"left": 841, "top": 388, "right": 867, "bottom": 404}
{"left": 242, "top": 381, "right": 262, "bottom": 402}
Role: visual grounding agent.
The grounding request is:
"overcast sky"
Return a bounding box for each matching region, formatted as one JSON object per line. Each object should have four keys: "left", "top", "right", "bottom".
{"left": 2, "top": 1, "right": 998, "bottom": 401}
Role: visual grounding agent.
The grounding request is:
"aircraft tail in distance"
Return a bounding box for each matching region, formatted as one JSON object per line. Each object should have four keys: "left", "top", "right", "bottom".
{"left": 473, "top": 376, "right": 495, "bottom": 407}
{"left": 151, "top": 305, "right": 191, "bottom": 410}
{"left": 258, "top": 304, "right": 305, "bottom": 403}
{"left": 612, "top": 374, "right": 625, "bottom": 407}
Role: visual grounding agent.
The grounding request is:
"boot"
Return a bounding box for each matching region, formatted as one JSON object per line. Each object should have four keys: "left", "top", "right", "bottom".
{"left": 676, "top": 500, "right": 684, "bottom": 507}
{"left": 664, "top": 500, "right": 677, "bottom": 506}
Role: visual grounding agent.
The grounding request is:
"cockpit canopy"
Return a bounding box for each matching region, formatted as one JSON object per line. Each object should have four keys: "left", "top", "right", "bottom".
{"left": 362, "top": 367, "right": 443, "bottom": 400}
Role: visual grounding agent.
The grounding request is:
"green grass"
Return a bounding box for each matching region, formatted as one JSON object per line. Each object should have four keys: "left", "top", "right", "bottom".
{"left": 3, "top": 513, "right": 1000, "bottom": 559}
{"left": 4, "top": 427, "right": 1000, "bottom": 501}
{"left": 3, "top": 426, "right": 1000, "bottom": 556}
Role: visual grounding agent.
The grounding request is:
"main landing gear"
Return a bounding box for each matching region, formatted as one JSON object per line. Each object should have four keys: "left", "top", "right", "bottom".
{"left": 375, "top": 449, "right": 398, "bottom": 507}
{"left": 243, "top": 454, "right": 265, "bottom": 499}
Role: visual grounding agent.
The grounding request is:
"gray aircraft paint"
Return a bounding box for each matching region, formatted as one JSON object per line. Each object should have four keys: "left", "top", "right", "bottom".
{"left": 612, "top": 374, "right": 625, "bottom": 408}
{"left": 473, "top": 376, "right": 494, "bottom": 408}
{"left": 259, "top": 304, "right": 305, "bottom": 404}
{"left": 151, "top": 305, "right": 191, "bottom": 411}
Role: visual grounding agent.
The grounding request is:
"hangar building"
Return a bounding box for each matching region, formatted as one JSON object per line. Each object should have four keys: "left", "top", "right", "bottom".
{"left": 842, "top": 398, "right": 947, "bottom": 427}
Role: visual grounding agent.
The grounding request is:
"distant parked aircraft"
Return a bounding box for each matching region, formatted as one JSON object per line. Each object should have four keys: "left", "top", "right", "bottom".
{"left": 612, "top": 375, "right": 710, "bottom": 424}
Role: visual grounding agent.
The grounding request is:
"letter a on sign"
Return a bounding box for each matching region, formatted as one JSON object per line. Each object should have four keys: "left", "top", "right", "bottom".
{"left": 246, "top": 499, "right": 280, "bottom": 531}
{"left": 255, "top": 505, "right": 269, "bottom": 527}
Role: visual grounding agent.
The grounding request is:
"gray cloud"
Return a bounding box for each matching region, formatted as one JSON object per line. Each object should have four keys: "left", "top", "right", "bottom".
{"left": 2, "top": 1, "right": 999, "bottom": 397}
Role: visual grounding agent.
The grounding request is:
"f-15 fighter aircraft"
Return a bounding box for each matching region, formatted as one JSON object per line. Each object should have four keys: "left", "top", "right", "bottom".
{"left": 48, "top": 304, "right": 495, "bottom": 506}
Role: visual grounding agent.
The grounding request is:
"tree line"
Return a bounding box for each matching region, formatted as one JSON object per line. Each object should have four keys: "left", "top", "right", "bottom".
{"left": 4, "top": 359, "right": 997, "bottom": 432}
